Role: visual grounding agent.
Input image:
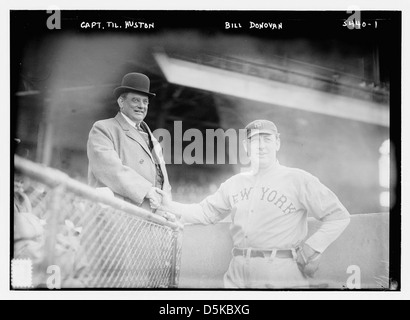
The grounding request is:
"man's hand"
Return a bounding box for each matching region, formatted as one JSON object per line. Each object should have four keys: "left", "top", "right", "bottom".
{"left": 154, "top": 188, "right": 172, "bottom": 210}
{"left": 146, "top": 187, "right": 162, "bottom": 209}
{"left": 296, "top": 243, "right": 321, "bottom": 278}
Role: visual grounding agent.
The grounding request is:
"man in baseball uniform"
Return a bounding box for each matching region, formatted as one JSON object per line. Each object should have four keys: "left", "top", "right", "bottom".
{"left": 156, "top": 120, "right": 350, "bottom": 288}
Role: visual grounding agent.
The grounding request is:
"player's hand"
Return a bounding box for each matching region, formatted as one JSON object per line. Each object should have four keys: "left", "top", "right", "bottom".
{"left": 154, "top": 188, "right": 172, "bottom": 209}
{"left": 296, "top": 244, "right": 321, "bottom": 278}
{"left": 146, "top": 187, "right": 162, "bottom": 209}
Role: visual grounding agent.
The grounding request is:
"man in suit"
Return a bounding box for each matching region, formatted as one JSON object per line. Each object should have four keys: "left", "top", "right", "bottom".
{"left": 87, "top": 72, "right": 171, "bottom": 212}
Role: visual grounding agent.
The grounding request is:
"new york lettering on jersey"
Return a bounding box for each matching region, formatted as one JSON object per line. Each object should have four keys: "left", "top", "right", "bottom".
{"left": 231, "top": 186, "right": 299, "bottom": 215}
{"left": 229, "top": 177, "right": 302, "bottom": 216}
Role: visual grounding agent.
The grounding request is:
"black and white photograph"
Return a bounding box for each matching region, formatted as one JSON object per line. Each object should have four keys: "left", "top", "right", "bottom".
{"left": 5, "top": 4, "right": 405, "bottom": 300}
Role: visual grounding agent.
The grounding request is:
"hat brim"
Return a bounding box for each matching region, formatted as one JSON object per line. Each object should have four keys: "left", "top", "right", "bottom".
{"left": 247, "top": 129, "right": 277, "bottom": 139}
{"left": 114, "top": 86, "right": 156, "bottom": 99}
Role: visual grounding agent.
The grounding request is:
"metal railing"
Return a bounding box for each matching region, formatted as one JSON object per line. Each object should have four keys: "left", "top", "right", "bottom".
{"left": 13, "top": 155, "right": 183, "bottom": 289}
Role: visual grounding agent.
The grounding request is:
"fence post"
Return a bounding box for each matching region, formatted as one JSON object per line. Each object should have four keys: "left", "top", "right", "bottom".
{"left": 42, "top": 183, "right": 66, "bottom": 273}
{"left": 169, "top": 230, "right": 180, "bottom": 288}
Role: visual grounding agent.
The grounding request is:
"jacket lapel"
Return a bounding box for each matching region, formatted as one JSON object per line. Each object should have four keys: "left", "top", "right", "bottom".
{"left": 140, "top": 122, "right": 169, "bottom": 182}
{"left": 149, "top": 131, "right": 170, "bottom": 188}
{"left": 140, "top": 122, "right": 162, "bottom": 163}
{"left": 115, "top": 113, "right": 155, "bottom": 163}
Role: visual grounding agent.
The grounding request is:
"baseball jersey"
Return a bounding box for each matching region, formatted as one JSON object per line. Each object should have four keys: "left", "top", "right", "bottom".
{"left": 177, "top": 162, "right": 350, "bottom": 253}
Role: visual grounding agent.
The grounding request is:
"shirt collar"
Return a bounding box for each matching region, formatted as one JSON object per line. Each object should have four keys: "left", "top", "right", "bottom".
{"left": 121, "top": 112, "right": 138, "bottom": 128}
{"left": 252, "top": 160, "right": 281, "bottom": 176}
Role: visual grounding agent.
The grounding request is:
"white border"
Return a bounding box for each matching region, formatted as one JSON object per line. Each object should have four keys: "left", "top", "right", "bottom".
{"left": 1, "top": 0, "right": 409, "bottom": 300}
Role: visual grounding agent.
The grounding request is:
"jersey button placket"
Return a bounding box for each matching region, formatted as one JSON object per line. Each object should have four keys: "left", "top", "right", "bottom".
{"left": 245, "top": 177, "right": 259, "bottom": 248}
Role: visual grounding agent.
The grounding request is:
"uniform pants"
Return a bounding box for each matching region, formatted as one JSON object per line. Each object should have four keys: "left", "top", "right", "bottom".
{"left": 223, "top": 254, "right": 310, "bottom": 289}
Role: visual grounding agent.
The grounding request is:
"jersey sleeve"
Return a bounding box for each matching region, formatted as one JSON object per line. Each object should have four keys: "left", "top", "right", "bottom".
{"left": 300, "top": 175, "right": 351, "bottom": 253}
{"left": 176, "top": 181, "right": 233, "bottom": 225}
{"left": 301, "top": 175, "right": 349, "bottom": 220}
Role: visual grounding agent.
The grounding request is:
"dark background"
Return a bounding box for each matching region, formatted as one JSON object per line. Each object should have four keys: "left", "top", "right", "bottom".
{"left": 10, "top": 9, "right": 401, "bottom": 292}
{"left": 11, "top": 10, "right": 400, "bottom": 214}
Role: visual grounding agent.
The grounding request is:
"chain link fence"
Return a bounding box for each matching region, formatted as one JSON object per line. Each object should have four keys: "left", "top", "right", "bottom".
{"left": 13, "top": 155, "right": 183, "bottom": 289}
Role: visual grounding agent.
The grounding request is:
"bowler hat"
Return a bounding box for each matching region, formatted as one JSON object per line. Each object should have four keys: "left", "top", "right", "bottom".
{"left": 113, "top": 72, "right": 156, "bottom": 99}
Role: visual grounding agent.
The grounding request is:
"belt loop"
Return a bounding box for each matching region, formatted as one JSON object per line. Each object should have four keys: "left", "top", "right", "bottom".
{"left": 268, "top": 249, "right": 277, "bottom": 262}
{"left": 291, "top": 248, "right": 297, "bottom": 261}
{"left": 246, "top": 248, "right": 251, "bottom": 259}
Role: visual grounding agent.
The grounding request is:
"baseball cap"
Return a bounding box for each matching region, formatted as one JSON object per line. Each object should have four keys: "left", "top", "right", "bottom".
{"left": 245, "top": 120, "right": 279, "bottom": 139}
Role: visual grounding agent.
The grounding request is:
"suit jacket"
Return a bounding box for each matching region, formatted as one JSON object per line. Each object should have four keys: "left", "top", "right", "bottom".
{"left": 87, "top": 112, "right": 171, "bottom": 211}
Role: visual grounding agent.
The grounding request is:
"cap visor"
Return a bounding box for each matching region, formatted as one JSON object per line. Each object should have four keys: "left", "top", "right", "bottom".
{"left": 247, "top": 129, "right": 276, "bottom": 138}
